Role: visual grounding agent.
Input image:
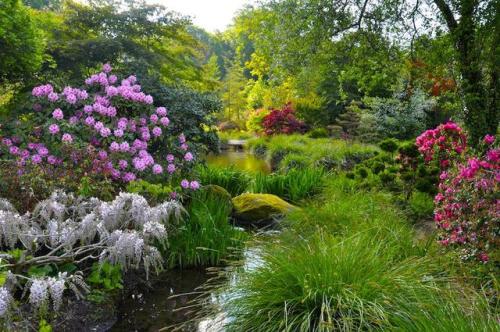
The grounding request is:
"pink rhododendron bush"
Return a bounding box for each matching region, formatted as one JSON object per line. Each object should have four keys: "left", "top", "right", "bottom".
{"left": 0, "top": 64, "right": 199, "bottom": 195}
{"left": 416, "top": 122, "right": 499, "bottom": 265}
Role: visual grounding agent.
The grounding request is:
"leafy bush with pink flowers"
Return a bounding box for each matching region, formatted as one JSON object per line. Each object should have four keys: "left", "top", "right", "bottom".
{"left": 416, "top": 122, "right": 499, "bottom": 264}
{"left": 0, "top": 64, "right": 200, "bottom": 194}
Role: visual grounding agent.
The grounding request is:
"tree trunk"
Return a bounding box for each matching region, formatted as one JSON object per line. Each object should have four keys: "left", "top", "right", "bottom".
{"left": 434, "top": 0, "right": 499, "bottom": 145}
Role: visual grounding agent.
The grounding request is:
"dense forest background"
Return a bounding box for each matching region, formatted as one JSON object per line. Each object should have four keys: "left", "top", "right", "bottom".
{"left": 1, "top": 0, "right": 498, "bottom": 145}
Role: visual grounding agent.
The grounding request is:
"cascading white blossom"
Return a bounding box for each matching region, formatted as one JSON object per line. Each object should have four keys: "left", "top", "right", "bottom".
{"left": 28, "top": 279, "right": 49, "bottom": 309}
{"left": 0, "top": 287, "right": 12, "bottom": 316}
{"left": 0, "top": 191, "right": 184, "bottom": 317}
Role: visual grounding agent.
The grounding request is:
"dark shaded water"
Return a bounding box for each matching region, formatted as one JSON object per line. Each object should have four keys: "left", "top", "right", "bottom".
{"left": 111, "top": 269, "right": 211, "bottom": 332}
{"left": 206, "top": 150, "right": 270, "bottom": 174}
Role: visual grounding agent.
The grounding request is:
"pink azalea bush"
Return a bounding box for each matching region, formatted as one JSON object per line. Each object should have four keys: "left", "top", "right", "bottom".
{"left": 416, "top": 122, "right": 499, "bottom": 263}
{"left": 0, "top": 64, "right": 199, "bottom": 191}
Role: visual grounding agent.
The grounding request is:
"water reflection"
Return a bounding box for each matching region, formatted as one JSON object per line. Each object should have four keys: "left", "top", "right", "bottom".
{"left": 111, "top": 269, "right": 210, "bottom": 332}
{"left": 206, "top": 150, "right": 270, "bottom": 174}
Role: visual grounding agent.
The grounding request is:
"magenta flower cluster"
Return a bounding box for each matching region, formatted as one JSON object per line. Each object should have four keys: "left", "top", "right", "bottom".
{"left": 417, "top": 123, "right": 499, "bottom": 263}
{"left": 0, "top": 64, "right": 200, "bottom": 190}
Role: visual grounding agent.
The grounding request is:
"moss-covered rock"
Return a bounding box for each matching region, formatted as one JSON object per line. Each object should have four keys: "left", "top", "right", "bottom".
{"left": 232, "top": 193, "right": 297, "bottom": 226}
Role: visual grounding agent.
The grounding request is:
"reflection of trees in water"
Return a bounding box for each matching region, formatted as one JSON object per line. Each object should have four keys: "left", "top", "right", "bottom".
{"left": 206, "top": 151, "right": 271, "bottom": 173}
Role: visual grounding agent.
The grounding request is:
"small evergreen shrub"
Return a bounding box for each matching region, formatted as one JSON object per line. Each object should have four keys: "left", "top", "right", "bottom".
{"left": 307, "top": 128, "right": 329, "bottom": 138}
{"left": 379, "top": 138, "right": 399, "bottom": 154}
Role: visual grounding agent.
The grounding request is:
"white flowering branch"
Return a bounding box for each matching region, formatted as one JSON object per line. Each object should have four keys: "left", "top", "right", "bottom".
{"left": 0, "top": 190, "right": 184, "bottom": 319}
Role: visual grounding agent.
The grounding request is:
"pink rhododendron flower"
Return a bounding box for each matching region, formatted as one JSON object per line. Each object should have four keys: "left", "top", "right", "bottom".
{"left": 483, "top": 134, "right": 495, "bottom": 145}
{"left": 48, "top": 92, "right": 59, "bottom": 102}
{"left": 52, "top": 108, "right": 64, "bottom": 120}
{"left": 152, "top": 164, "right": 163, "bottom": 174}
{"left": 62, "top": 133, "right": 73, "bottom": 143}
{"left": 190, "top": 181, "right": 200, "bottom": 190}
{"left": 48, "top": 124, "right": 60, "bottom": 135}
{"left": 156, "top": 107, "right": 167, "bottom": 116}
{"left": 180, "top": 179, "right": 189, "bottom": 189}
{"left": 167, "top": 163, "right": 175, "bottom": 173}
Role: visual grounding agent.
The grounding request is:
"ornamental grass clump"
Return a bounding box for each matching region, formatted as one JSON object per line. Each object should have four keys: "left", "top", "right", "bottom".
{"left": 220, "top": 231, "right": 497, "bottom": 332}
{"left": 165, "top": 188, "right": 247, "bottom": 268}
{"left": 0, "top": 63, "right": 199, "bottom": 189}
{"left": 0, "top": 191, "right": 183, "bottom": 320}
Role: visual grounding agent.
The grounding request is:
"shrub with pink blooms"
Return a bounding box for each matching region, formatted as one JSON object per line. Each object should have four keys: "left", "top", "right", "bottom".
{"left": 0, "top": 64, "right": 200, "bottom": 193}
{"left": 416, "top": 122, "right": 499, "bottom": 265}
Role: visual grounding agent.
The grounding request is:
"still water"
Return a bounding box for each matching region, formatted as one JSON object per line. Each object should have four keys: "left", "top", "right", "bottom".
{"left": 205, "top": 150, "right": 270, "bottom": 174}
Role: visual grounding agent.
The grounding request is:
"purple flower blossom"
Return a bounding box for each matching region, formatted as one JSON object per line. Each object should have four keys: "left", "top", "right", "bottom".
{"left": 48, "top": 92, "right": 59, "bottom": 102}
{"left": 166, "top": 154, "right": 174, "bottom": 163}
{"left": 180, "top": 179, "right": 189, "bottom": 189}
{"left": 2, "top": 138, "right": 12, "bottom": 146}
{"left": 110, "top": 142, "right": 120, "bottom": 152}
{"left": 85, "top": 116, "right": 95, "bottom": 126}
{"left": 118, "top": 159, "right": 128, "bottom": 169}
{"left": 108, "top": 75, "right": 117, "bottom": 84}
{"left": 100, "top": 127, "right": 111, "bottom": 137}
{"left": 122, "top": 172, "right": 136, "bottom": 182}
{"left": 184, "top": 152, "right": 194, "bottom": 162}
{"left": 156, "top": 107, "right": 167, "bottom": 116}
{"left": 66, "top": 94, "right": 77, "bottom": 104}
{"left": 150, "top": 114, "right": 159, "bottom": 124}
{"left": 62, "top": 133, "right": 73, "bottom": 143}
{"left": 84, "top": 105, "right": 93, "bottom": 113}
{"left": 49, "top": 124, "right": 60, "bottom": 135}
{"left": 98, "top": 150, "right": 108, "bottom": 160}
{"left": 190, "top": 181, "right": 200, "bottom": 190}
{"left": 144, "top": 95, "right": 153, "bottom": 104}
{"left": 47, "top": 155, "right": 57, "bottom": 165}
{"left": 152, "top": 127, "right": 162, "bottom": 137}
{"left": 131, "top": 156, "right": 145, "bottom": 170}
{"left": 52, "top": 108, "right": 64, "bottom": 120}
{"left": 160, "top": 117, "right": 170, "bottom": 126}
{"left": 31, "top": 154, "right": 42, "bottom": 164}
{"left": 37, "top": 146, "right": 49, "bottom": 156}
{"left": 167, "top": 163, "right": 176, "bottom": 173}
{"left": 9, "top": 146, "right": 19, "bottom": 155}
{"left": 152, "top": 164, "right": 163, "bottom": 174}
{"left": 114, "top": 129, "right": 124, "bottom": 137}
{"left": 102, "top": 63, "right": 112, "bottom": 73}
{"left": 69, "top": 116, "right": 78, "bottom": 125}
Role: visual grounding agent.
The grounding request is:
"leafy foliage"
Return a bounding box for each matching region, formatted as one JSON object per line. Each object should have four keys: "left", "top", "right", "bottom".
{"left": 262, "top": 104, "right": 307, "bottom": 136}
{"left": 0, "top": 0, "right": 45, "bottom": 83}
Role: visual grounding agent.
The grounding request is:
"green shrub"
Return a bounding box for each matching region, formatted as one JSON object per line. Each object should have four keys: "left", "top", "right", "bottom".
{"left": 165, "top": 189, "right": 247, "bottom": 268}
{"left": 279, "top": 153, "right": 309, "bottom": 171}
{"left": 379, "top": 171, "right": 396, "bottom": 184}
{"left": 371, "top": 161, "right": 385, "bottom": 174}
{"left": 195, "top": 165, "right": 251, "bottom": 196}
{"left": 345, "top": 172, "right": 356, "bottom": 179}
{"left": 246, "top": 135, "right": 379, "bottom": 171}
{"left": 355, "top": 166, "right": 369, "bottom": 178}
{"left": 307, "top": 128, "right": 329, "bottom": 138}
{"left": 126, "top": 180, "right": 173, "bottom": 205}
{"left": 379, "top": 138, "right": 399, "bottom": 153}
